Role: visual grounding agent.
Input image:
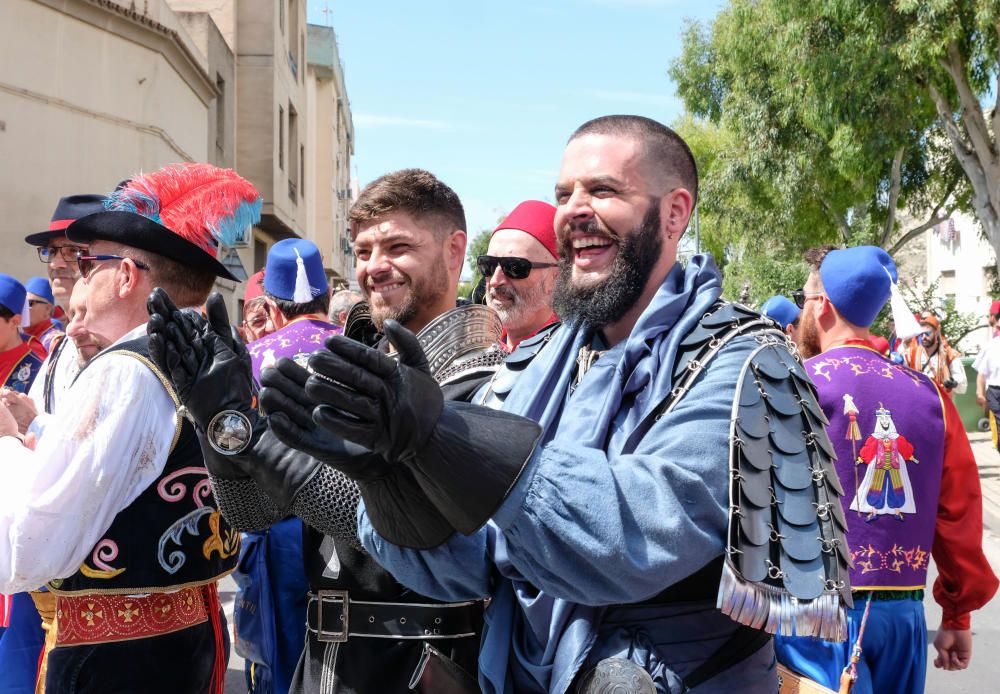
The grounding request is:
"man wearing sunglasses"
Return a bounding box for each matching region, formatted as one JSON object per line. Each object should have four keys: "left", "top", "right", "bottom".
{"left": 479, "top": 200, "right": 560, "bottom": 352}
{"left": 284, "top": 116, "right": 850, "bottom": 692}
{"left": 774, "top": 245, "right": 996, "bottom": 694}
{"left": 904, "top": 313, "right": 966, "bottom": 395}
{"left": 0, "top": 163, "right": 257, "bottom": 693}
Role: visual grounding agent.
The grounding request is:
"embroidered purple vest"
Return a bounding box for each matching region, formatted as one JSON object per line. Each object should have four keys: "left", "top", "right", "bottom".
{"left": 248, "top": 318, "right": 341, "bottom": 383}
{"left": 805, "top": 344, "right": 945, "bottom": 590}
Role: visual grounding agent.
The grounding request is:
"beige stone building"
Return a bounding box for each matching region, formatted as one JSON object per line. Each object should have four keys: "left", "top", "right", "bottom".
{"left": 306, "top": 23, "right": 355, "bottom": 288}
{"left": 0, "top": 0, "right": 354, "bottom": 318}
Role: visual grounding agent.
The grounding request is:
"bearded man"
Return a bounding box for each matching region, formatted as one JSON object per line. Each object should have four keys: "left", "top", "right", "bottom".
{"left": 775, "top": 245, "right": 997, "bottom": 694}
{"left": 904, "top": 313, "right": 966, "bottom": 395}
{"left": 293, "top": 116, "right": 852, "bottom": 692}
{"left": 146, "top": 169, "right": 507, "bottom": 693}
{"left": 479, "top": 200, "right": 559, "bottom": 351}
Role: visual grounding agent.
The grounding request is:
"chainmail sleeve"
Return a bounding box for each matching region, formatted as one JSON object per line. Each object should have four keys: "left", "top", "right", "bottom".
{"left": 210, "top": 476, "right": 283, "bottom": 532}
{"left": 291, "top": 465, "right": 364, "bottom": 552}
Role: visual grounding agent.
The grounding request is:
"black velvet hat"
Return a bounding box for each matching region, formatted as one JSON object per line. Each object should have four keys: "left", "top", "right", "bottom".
{"left": 25, "top": 194, "right": 108, "bottom": 246}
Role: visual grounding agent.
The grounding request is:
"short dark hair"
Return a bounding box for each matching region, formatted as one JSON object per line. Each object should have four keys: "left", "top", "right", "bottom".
{"left": 570, "top": 115, "right": 699, "bottom": 206}
{"left": 264, "top": 289, "right": 330, "bottom": 320}
{"left": 112, "top": 244, "right": 216, "bottom": 308}
{"left": 349, "top": 168, "right": 466, "bottom": 240}
{"left": 0, "top": 305, "right": 14, "bottom": 321}
{"left": 803, "top": 245, "right": 840, "bottom": 272}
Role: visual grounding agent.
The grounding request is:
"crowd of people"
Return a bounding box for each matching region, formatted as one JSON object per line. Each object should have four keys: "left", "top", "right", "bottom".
{"left": 0, "top": 115, "right": 997, "bottom": 694}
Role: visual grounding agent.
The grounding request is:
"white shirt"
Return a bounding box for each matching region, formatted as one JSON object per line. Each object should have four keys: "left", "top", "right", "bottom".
{"left": 27, "top": 336, "right": 81, "bottom": 436}
{"left": 0, "top": 324, "right": 178, "bottom": 594}
{"left": 973, "top": 336, "right": 1000, "bottom": 387}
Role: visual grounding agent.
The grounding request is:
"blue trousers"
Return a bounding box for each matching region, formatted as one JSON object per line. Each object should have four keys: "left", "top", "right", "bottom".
{"left": 774, "top": 598, "right": 927, "bottom": 694}
{"left": 0, "top": 592, "right": 45, "bottom": 694}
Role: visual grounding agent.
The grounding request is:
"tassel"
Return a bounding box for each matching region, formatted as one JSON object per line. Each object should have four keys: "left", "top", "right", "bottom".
{"left": 885, "top": 267, "right": 922, "bottom": 340}
{"left": 204, "top": 583, "right": 226, "bottom": 694}
{"left": 293, "top": 249, "right": 313, "bottom": 303}
{"left": 718, "top": 561, "right": 847, "bottom": 641}
{"left": 21, "top": 296, "right": 31, "bottom": 328}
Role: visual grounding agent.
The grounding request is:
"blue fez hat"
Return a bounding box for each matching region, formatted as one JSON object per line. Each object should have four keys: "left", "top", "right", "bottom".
{"left": 264, "top": 238, "right": 328, "bottom": 302}
{"left": 0, "top": 274, "right": 28, "bottom": 319}
{"left": 820, "top": 246, "right": 897, "bottom": 328}
{"left": 760, "top": 295, "right": 800, "bottom": 328}
{"left": 25, "top": 276, "right": 55, "bottom": 304}
{"left": 25, "top": 194, "right": 108, "bottom": 247}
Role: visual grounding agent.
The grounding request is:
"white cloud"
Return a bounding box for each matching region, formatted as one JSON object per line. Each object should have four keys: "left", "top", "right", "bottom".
{"left": 353, "top": 114, "right": 453, "bottom": 130}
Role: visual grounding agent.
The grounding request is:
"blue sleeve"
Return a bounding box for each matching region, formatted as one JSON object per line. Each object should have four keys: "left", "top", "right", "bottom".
{"left": 358, "top": 502, "right": 492, "bottom": 601}
{"left": 490, "top": 336, "right": 755, "bottom": 606}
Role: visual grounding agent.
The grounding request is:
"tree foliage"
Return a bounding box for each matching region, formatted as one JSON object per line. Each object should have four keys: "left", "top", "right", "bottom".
{"left": 466, "top": 229, "right": 493, "bottom": 288}
{"left": 670, "top": 0, "right": 999, "bottom": 302}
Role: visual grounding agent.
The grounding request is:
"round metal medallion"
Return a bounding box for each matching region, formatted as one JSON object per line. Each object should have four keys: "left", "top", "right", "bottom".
{"left": 206, "top": 410, "right": 253, "bottom": 455}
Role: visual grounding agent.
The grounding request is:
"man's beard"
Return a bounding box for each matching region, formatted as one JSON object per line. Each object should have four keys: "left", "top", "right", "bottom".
{"left": 367, "top": 255, "right": 450, "bottom": 331}
{"left": 797, "top": 309, "right": 822, "bottom": 359}
{"left": 551, "top": 203, "right": 662, "bottom": 330}
{"left": 488, "top": 280, "right": 549, "bottom": 328}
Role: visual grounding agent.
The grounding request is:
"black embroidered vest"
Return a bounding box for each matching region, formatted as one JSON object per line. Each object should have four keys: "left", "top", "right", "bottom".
{"left": 48, "top": 336, "right": 240, "bottom": 595}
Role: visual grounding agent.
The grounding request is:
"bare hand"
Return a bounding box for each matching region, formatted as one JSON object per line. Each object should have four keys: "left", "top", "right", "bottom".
{"left": 977, "top": 394, "right": 987, "bottom": 407}
{"left": 0, "top": 388, "right": 37, "bottom": 434}
{"left": 0, "top": 399, "right": 19, "bottom": 439}
{"left": 933, "top": 628, "right": 972, "bottom": 670}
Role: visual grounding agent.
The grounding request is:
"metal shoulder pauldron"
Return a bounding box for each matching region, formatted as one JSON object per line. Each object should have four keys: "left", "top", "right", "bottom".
{"left": 664, "top": 301, "right": 852, "bottom": 641}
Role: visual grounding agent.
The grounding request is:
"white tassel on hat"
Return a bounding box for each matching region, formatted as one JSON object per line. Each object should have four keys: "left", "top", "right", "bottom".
{"left": 293, "top": 248, "right": 313, "bottom": 303}
{"left": 885, "top": 267, "right": 922, "bottom": 340}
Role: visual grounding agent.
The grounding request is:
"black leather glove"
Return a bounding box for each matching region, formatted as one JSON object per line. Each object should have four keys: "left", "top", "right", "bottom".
{"left": 308, "top": 320, "right": 543, "bottom": 536}
{"left": 148, "top": 288, "right": 254, "bottom": 428}
{"left": 261, "top": 355, "right": 457, "bottom": 548}
{"left": 943, "top": 377, "right": 958, "bottom": 390}
{"left": 148, "top": 289, "right": 320, "bottom": 511}
{"left": 305, "top": 320, "right": 443, "bottom": 465}
{"left": 260, "top": 357, "right": 392, "bottom": 481}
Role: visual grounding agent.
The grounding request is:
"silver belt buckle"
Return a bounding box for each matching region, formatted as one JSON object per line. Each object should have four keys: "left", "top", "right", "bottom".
{"left": 315, "top": 590, "right": 349, "bottom": 643}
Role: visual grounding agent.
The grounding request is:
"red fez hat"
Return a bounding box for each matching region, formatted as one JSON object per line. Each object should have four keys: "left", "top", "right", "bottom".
{"left": 244, "top": 269, "right": 266, "bottom": 303}
{"left": 991, "top": 300, "right": 1000, "bottom": 316}
{"left": 493, "top": 200, "right": 558, "bottom": 260}
{"left": 869, "top": 335, "right": 890, "bottom": 355}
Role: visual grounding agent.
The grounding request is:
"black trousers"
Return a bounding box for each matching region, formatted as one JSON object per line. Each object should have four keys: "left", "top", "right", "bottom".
{"left": 987, "top": 386, "right": 1000, "bottom": 452}
{"left": 45, "top": 612, "right": 228, "bottom": 694}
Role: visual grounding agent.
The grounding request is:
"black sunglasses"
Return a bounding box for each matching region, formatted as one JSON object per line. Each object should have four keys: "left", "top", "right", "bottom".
{"left": 791, "top": 289, "right": 824, "bottom": 309}
{"left": 476, "top": 255, "right": 557, "bottom": 280}
{"left": 77, "top": 254, "right": 150, "bottom": 279}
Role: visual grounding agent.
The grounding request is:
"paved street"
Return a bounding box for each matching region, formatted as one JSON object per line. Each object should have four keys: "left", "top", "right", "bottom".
{"left": 924, "top": 433, "right": 1000, "bottom": 692}
{"left": 218, "top": 433, "right": 1000, "bottom": 693}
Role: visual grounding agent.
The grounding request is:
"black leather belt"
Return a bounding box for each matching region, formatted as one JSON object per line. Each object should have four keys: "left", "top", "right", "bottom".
{"left": 305, "top": 590, "right": 482, "bottom": 643}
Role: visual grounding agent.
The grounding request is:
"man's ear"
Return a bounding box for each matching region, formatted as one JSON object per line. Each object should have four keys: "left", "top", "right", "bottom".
{"left": 660, "top": 188, "right": 694, "bottom": 241}
{"left": 117, "top": 260, "right": 146, "bottom": 299}
{"left": 446, "top": 230, "right": 467, "bottom": 273}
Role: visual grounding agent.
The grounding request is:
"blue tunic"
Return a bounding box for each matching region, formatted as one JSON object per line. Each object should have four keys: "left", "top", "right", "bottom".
{"left": 359, "top": 256, "right": 777, "bottom": 693}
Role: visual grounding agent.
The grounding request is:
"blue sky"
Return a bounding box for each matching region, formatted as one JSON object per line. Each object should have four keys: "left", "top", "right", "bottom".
{"left": 307, "top": 0, "right": 724, "bottom": 243}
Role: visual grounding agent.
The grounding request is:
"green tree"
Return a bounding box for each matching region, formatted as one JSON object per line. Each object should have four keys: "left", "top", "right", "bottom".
{"left": 466, "top": 228, "right": 492, "bottom": 287}
{"left": 670, "top": 0, "right": 999, "bottom": 297}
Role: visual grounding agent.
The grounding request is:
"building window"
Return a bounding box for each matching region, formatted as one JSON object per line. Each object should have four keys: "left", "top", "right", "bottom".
{"left": 254, "top": 238, "right": 267, "bottom": 271}
{"left": 279, "top": 0, "right": 285, "bottom": 34}
{"left": 278, "top": 106, "right": 284, "bottom": 171}
{"left": 300, "top": 144, "right": 305, "bottom": 200}
{"left": 288, "top": 104, "right": 298, "bottom": 202}
{"left": 215, "top": 74, "right": 225, "bottom": 154}
{"left": 940, "top": 269, "right": 956, "bottom": 297}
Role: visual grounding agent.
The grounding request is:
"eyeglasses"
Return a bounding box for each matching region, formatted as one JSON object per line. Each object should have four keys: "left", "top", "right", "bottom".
{"left": 791, "top": 289, "right": 825, "bottom": 309}
{"left": 37, "top": 245, "right": 84, "bottom": 263}
{"left": 476, "top": 255, "right": 557, "bottom": 280}
{"left": 27, "top": 300, "right": 50, "bottom": 307}
{"left": 77, "top": 254, "right": 150, "bottom": 279}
